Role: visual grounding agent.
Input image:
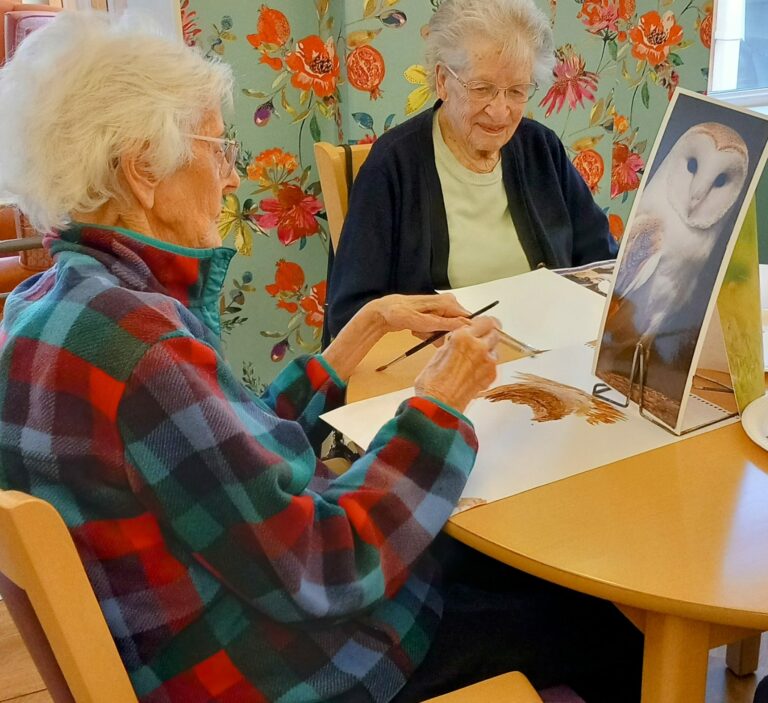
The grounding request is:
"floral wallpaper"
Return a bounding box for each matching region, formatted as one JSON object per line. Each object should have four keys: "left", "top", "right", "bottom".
{"left": 180, "top": 0, "right": 711, "bottom": 387}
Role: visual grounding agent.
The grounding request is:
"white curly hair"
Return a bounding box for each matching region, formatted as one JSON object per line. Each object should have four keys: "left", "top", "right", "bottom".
{"left": 424, "top": 0, "right": 555, "bottom": 93}
{"left": 0, "top": 10, "right": 234, "bottom": 233}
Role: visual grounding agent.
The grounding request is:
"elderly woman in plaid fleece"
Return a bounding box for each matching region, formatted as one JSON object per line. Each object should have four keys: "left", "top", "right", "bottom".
{"left": 0, "top": 10, "right": 643, "bottom": 703}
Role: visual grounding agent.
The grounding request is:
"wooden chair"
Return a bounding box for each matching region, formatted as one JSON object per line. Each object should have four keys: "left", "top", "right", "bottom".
{"left": 0, "top": 489, "right": 543, "bottom": 703}
{"left": 0, "top": 489, "right": 138, "bottom": 703}
{"left": 313, "top": 141, "right": 372, "bottom": 252}
{"left": 312, "top": 141, "right": 372, "bottom": 349}
{"left": 424, "top": 672, "right": 543, "bottom": 702}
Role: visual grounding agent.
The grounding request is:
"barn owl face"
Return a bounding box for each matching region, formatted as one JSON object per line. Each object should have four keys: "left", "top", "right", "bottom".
{"left": 665, "top": 126, "right": 748, "bottom": 230}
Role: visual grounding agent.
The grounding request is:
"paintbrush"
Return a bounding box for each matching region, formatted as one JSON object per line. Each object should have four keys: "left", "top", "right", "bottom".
{"left": 497, "top": 330, "right": 544, "bottom": 355}
{"left": 375, "top": 301, "right": 500, "bottom": 372}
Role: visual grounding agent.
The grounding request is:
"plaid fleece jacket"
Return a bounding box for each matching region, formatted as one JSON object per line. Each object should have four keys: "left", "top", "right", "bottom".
{"left": 0, "top": 225, "right": 478, "bottom": 702}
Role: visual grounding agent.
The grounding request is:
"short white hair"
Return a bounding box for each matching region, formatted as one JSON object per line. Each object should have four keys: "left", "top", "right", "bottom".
{"left": 0, "top": 11, "right": 234, "bottom": 233}
{"left": 424, "top": 0, "right": 555, "bottom": 93}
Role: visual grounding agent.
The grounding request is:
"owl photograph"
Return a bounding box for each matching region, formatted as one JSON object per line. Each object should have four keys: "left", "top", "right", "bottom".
{"left": 596, "top": 90, "right": 768, "bottom": 430}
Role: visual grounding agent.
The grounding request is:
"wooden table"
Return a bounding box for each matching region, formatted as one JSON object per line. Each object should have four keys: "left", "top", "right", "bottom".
{"left": 347, "top": 331, "right": 768, "bottom": 703}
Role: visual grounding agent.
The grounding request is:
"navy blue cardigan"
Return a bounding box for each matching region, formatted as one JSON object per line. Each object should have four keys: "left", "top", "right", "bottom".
{"left": 327, "top": 104, "right": 617, "bottom": 335}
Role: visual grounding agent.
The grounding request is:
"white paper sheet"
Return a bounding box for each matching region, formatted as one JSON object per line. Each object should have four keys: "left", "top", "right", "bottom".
{"left": 322, "top": 345, "right": 735, "bottom": 508}
{"left": 443, "top": 268, "right": 606, "bottom": 351}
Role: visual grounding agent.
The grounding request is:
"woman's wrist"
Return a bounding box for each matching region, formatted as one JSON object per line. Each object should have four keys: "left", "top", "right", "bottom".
{"left": 321, "top": 300, "right": 389, "bottom": 381}
{"left": 357, "top": 297, "right": 391, "bottom": 335}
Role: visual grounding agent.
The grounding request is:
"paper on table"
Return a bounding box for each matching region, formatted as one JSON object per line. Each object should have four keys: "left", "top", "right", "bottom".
{"left": 442, "top": 268, "right": 606, "bottom": 351}
{"left": 322, "top": 345, "right": 735, "bottom": 510}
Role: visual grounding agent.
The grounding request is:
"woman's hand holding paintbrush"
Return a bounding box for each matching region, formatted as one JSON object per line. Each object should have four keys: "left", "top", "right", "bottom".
{"left": 413, "top": 315, "right": 501, "bottom": 413}
{"left": 375, "top": 300, "right": 500, "bottom": 372}
{"left": 375, "top": 300, "right": 541, "bottom": 373}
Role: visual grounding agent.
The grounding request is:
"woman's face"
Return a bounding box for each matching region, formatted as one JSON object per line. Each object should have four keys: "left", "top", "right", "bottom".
{"left": 436, "top": 37, "right": 533, "bottom": 158}
{"left": 150, "top": 107, "right": 240, "bottom": 249}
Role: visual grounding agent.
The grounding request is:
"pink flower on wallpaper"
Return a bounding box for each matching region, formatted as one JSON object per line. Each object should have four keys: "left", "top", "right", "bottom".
{"left": 255, "top": 184, "right": 323, "bottom": 246}
{"left": 611, "top": 142, "right": 644, "bottom": 198}
{"left": 539, "top": 46, "right": 599, "bottom": 117}
{"left": 180, "top": 0, "right": 201, "bottom": 47}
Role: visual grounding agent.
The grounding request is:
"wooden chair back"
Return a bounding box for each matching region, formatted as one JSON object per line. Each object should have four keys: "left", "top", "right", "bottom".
{"left": 0, "top": 488, "right": 544, "bottom": 702}
{"left": 0, "top": 490, "right": 137, "bottom": 702}
{"left": 424, "top": 671, "right": 543, "bottom": 702}
{"left": 313, "top": 141, "right": 372, "bottom": 252}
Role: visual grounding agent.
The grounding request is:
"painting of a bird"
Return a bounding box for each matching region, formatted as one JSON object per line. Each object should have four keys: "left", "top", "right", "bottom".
{"left": 482, "top": 373, "right": 626, "bottom": 425}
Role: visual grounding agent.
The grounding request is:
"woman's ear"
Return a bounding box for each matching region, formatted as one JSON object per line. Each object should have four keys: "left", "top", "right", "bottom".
{"left": 435, "top": 64, "right": 449, "bottom": 102}
{"left": 119, "top": 150, "right": 158, "bottom": 211}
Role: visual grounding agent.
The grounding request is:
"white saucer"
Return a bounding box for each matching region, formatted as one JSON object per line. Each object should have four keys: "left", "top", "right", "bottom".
{"left": 740, "top": 393, "right": 768, "bottom": 450}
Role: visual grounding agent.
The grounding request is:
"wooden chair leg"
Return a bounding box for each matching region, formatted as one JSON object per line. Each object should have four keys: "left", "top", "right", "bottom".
{"left": 726, "top": 635, "right": 761, "bottom": 676}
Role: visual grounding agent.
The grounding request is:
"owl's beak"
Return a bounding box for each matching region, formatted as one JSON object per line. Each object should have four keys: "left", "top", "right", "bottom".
{"left": 688, "top": 183, "right": 708, "bottom": 216}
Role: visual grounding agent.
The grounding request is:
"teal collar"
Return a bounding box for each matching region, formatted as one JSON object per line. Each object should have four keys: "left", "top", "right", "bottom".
{"left": 49, "top": 224, "right": 236, "bottom": 336}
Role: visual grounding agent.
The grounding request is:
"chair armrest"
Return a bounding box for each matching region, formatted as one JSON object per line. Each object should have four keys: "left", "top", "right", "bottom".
{"left": 0, "top": 235, "right": 43, "bottom": 254}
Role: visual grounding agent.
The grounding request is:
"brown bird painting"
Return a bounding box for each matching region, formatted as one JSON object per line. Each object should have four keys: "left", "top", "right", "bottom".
{"left": 482, "top": 373, "right": 626, "bottom": 425}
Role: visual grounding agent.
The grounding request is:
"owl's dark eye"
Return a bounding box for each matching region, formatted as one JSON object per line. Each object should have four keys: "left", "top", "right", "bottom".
{"left": 713, "top": 173, "right": 728, "bottom": 188}
{"left": 687, "top": 157, "right": 698, "bottom": 174}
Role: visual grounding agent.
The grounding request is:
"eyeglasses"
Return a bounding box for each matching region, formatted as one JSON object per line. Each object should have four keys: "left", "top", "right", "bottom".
{"left": 186, "top": 134, "right": 239, "bottom": 178}
{"left": 443, "top": 64, "right": 537, "bottom": 104}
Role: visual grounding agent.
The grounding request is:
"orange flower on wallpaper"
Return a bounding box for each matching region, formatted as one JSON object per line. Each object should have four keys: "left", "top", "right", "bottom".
{"left": 539, "top": 45, "right": 598, "bottom": 117}
{"left": 629, "top": 11, "right": 683, "bottom": 66}
{"left": 697, "top": 4, "right": 713, "bottom": 49}
{"left": 611, "top": 142, "right": 644, "bottom": 198}
{"left": 347, "top": 45, "right": 386, "bottom": 100}
{"left": 256, "top": 184, "right": 323, "bottom": 246}
{"left": 613, "top": 113, "right": 630, "bottom": 134}
{"left": 608, "top": 213, "right": 625, "bottom": 240}
{"left": 246, "top": 148, "right": 299, "bottom": 187}
{"left": 300, "top": 281, "right": 327, "bottom": 328}
{"left": 265, "top": 259, "right": 305, "bottom": 313}
{"left": 247, "top": 5, "right": 291, "bottom": 71}
{"left": 620, "top": 0, "right": 636, "bottom": 21}
{"left": 578, "top": 0, "right": 635, "bottom": 33}
{"left": 247, "top": 6, "right": 290, "bottom": 49}
{"left": 573, "top": 149, "right": 605, "bottom": 194}
{"left": 286, "top": 35, "right": 340, "bottom": 98}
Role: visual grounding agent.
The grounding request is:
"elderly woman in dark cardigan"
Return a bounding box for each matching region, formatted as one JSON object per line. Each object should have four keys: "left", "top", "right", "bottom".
{"left": 327, "top": 0, "right": 616, "bottom": 336}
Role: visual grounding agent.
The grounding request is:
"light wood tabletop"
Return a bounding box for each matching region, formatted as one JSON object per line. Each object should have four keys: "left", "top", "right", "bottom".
{"left": 347, "top": 331, "right": 768, "bottom": 703}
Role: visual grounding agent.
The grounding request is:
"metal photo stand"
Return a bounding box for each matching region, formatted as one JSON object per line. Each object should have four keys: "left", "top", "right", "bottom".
{"left": 592, "top": 341, "right": 737, "bottom": 435}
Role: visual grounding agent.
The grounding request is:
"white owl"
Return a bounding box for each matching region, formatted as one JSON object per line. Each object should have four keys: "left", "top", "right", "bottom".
{"left": 607, "top": 122, "right": 749, "bottom": 361}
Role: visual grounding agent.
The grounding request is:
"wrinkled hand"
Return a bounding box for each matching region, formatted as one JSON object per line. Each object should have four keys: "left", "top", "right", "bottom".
{"left": 364, "top": 293, "right": 471, "bottom": 337}
{"left": 415, "top": 317, "right": 500, "bottom": 414}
